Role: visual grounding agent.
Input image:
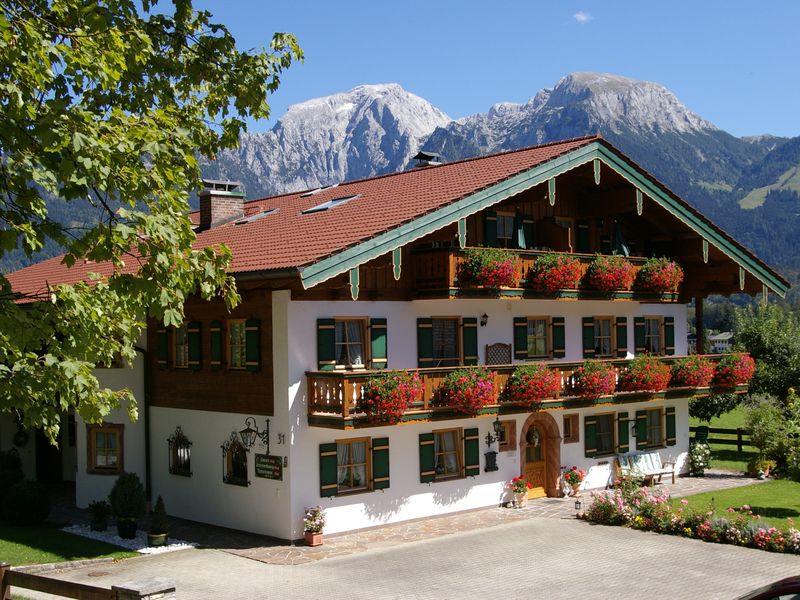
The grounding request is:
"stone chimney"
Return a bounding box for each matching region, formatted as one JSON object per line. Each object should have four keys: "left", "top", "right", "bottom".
{"left": 199, "top": 180, "right": 245, "bottom": 230}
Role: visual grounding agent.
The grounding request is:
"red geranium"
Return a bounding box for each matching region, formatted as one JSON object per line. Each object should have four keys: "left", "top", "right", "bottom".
{"left": 618, "top": 354, "right": 671, "bottom": 392}
{"left": 438, "top": 368, "right": 496, "bottom": 414}
{"left": 670, "top": 355, "right": 714, "bottom": 387}
{"left": 458, "top": 248, "right": 520, "bottom": 288}
{"left": 502, "top": 363, "right": 561, "bottom": 407}
{"left": 362, "top": 371, "right": 424, "bottom": 424}
{"left": 527, "top": 253, "right": 583, "bottom": 292}
{"left": 713, "top": 353, "right": 756, "bottom": 388}
{"left": 569, "top": 360, "right": 617, "bottom": 400}
{"left": 636, "top": 257, "right": 684, "bottom": 293}
{"left": 585, "top": 254, "right": 635, "bottom": 292}
{"left": 508, "top": 476, "right": 533, "bottom": 493}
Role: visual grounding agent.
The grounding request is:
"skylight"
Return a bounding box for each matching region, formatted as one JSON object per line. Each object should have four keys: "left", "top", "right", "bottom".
{"left": 301, "top": 194, "right": 360, "bottom": 215}
{"left": 234, "top": 208, "right": 278, "bottom": 225}
{"left": 299, "top": 183, "right": 339, "bottom": 198}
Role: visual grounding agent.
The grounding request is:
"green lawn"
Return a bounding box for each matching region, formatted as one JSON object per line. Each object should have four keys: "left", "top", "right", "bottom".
{"left": 689, "top": 407, "right": 756, "bottom": 472}
{"left": 0, "top": 523, "right": 137, "bottom": 567}
{"left": 673, "top": 480, "right": 800, "bottom": 528}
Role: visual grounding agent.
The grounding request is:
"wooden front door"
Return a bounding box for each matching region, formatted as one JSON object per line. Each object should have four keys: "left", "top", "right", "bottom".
{"left": 524, "top": 426, "right": 547, "bottom": 499}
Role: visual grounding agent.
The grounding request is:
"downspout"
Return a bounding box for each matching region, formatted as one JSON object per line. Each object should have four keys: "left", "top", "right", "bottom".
{"left": 134, "top": 345, "right": 152, "bottom": 505}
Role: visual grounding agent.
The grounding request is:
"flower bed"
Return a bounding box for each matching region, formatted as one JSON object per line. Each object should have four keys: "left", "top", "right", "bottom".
{"left": 457, "top": 248, "right": 519, "bottom": 288}
{"left": 501, "top": 363, "right": 561, "bottom": 407}
{"left": 669, "top": 355, "right": 714, "bottom": 388}
{"left": 568, "top": 360, "right": 617, "bottom": 400}
{"left": 361, "top": 371, "right": 424, "bottom": 424}
{"left": 618, "top": 354, "right": 671, "bottom": 392}
{"left": 584, "top": 254, "right": 635, "bottom": 292}
{"left": 713, "top": 353, "right": 756, "bottom": 388}
{"left": 526, "top": 253, "right": 582, "bottom": 292}
{"left": 437, "top": 367, "right": 496, "bottom": 414}
{"left": 635, "top": 257, "right": 684, "bottom": 293}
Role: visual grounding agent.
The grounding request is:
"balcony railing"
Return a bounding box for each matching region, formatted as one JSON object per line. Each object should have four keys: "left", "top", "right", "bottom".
{"left": 306, "top": 354, "right": 747, "bottom": 428}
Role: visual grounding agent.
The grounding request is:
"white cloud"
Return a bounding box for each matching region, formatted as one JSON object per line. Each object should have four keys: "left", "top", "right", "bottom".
{"left": 573, "top": 11, "right": 593, "bottom": 24}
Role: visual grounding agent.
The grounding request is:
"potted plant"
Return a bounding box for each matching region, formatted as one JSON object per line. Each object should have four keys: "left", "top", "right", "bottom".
{"left": 688, "top": 440, "right": 711, "bottom": 476}
{"left": 526, "top": 253, "right": 582, "bottom": 292}
{"left": 502, "top": 363, "right": 561, "bottom": 407}
{"left": 457, "top": 247, "right": 519, "bottom": 288}
{"left": 713, "top": 353, "right": 756, "bottom": 389}
{"left": 87, "top": 500, "right": 112, "bottom": 532}
{"left": 584, "top": 254, "right": 635, "bottom": 292}
{"left": 437, "top": 368, "right": 496, "bottom": 415}
{"left": 747, "top": 456, "right": 776, "bottom": 479}
{"left": 618, "top": 354, "right": 671, "bottom": 393}
{"left": 670, "top": 355, "right": 714, "bottom": 388}
{"left": 303, "top": 505, "right": 326, "bottom": 546}
{"left": 563, "top": 466, "right": 586, "bottom": 497}
{"left": 361, "top": 370, "right": 424, "bottom": 424}
{"left": 568, "top": 360, "right": 617, "bottom": 400}
{"left": 507, "top": 476, "right": 533, "bottom": 508}
{"left": 108, "top": 472, "right": 146, "bottom": 539}
{"left": 635, "top": 257, "right": 684, "bottom": 293}
{"left": 147, "top": 495, "right": 169, "bottom": 547}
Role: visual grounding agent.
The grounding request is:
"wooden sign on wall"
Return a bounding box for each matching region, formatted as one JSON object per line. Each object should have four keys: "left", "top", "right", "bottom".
{"left": 254, "top": 454, "right": 283, "bottom": 481}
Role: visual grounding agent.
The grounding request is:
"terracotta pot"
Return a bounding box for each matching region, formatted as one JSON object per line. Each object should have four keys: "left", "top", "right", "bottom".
{"left": 571, "top": 482, "right": 582, "bottom": 497}
{"left": 304, "top": 531, "right": 323, "bottom": 546}
{"left": 514, "top": 492, "right": 527, "bottom": 508}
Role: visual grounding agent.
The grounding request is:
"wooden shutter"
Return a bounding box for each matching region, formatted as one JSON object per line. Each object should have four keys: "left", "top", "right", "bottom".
{"left": 417, "top": 318, "right": 434, "bottom": 368}
{"left": 664, "top": 317, "right": 675, "bottom": 355}
{"left": 187, "top": 321, "right": 202, "bottom": 371}
{"left": 372, "top": 437, "right": 390, "bottom": 490}
{"left": 576, "top": 219, "right": 590, "bottom": 253}
{"left": 665, "top": 407, "right": 677, "bottom": 446}
{"left": 463, "top": 428, "right": 480, "bottom": 476}
{"left": 419, "top": 433, "right": 435, "bottom": 483}
{"left": 370, "top": 318, "right": 388, "bottom": 369}
{"left": 317, "top": 318, "right": 336, "bottom": 371}
{"left": 522, "top": 215, "right": 535, "bottom": 250}
{"left": 552, "top": 317, "right": 566, "bottom": 358}
{"left": 319, "top": 443, "right": 338, "bottom": 497}
{"left": 484, "top": 210, "right": 498, "bottom": 247}
{"left": 615, "top": 317, "right": 628, "bottom": 358}
{"left": 210, "top": 320, "right": 223, "bottom": 370}
{"left": 635, "top": 410, "right": 648, "bottom": 450}
{"left": 634, "top": 317, "right": 646, "bottom": 354}
{"left": 617, "top": 412, "right": 630, "bottom": 453}
{"left": 582, "top": 317, "right": 595, "bottom": 359}
{"left": 245, "top": 319, "right": 261, "bottom": 372}
{"left": 584, "top": 416, "right": 597, "bottom": 458}
{"left": 513, "top": 317, "right": 528, "bottom": 359}
{"left": 157, "top": 327, "right": 168, "bottom": 369}
{"left": 462, "top": 318, "right": 478, "bottom": 366}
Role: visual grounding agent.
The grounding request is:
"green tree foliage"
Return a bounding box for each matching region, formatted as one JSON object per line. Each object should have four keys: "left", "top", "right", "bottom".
{"left": 0, "top": 0, "right": 301, "bottom": 440}
{"left": 745, "top": 392, "right": 800, "bottom": 472}
{"left": 688, "top": 393, "right": 741, "bottom": 423}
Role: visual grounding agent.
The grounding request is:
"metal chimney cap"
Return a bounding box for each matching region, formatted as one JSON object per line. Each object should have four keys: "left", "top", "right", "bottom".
{"left": 201, "top": 179, "right": 243, "bottom": 193}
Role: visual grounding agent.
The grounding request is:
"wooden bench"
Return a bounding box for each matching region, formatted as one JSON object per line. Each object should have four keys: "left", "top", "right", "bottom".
{"left": 615, "top": 451, "right": 676, "bottom": 485}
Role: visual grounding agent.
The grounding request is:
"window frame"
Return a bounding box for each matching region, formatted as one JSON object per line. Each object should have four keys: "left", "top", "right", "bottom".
{"left": 495, "top": 211, "right": 516, "bottom": 248}
{"left": 333, "top": 318, "right": 369, "bottom": 370}
{"left": 498, "top": 420, "right": 517, "bottom": 451}
{"left": 645, "top": 408, "right": 665, "bottom": 449}
{"left": 644, "top": 316, "right": 665, "bottom": 355}
{"left": 173, "top": 325, "right": 189, "bottom": 369}
{"left": 433, "top": 427, "right": 463, "bottom": 480}
{"left": 594, "top": 413, "right": 616, "bottom": 457}
{"left": 227, "top": 319, "right": 247, "bottom": 370}
{"left": 86, "top": 423, "right": 124, "bottom": 475}
{"left": 594, "top": 316, "right": 615, "bottom": 359}
{"left": 563, "top": 414, "right": 579, "bottom": 444}
{"left": 168, "top": 426, "right": 192, "bottom": 477}
{"left": 335, "top": 436, "right": 372, "bottom": 494}
{"left": 431, "top": 316, "right": 462, "bottom": 367}
{"left": 222, "top": 434, "right": 249, "bottom": 487}
{"left": 526, "top": 316, "right": 551, "bottom": 359}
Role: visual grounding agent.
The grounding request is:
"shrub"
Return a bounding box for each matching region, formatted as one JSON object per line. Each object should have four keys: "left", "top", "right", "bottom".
{"left": 361, "top": 371, "right": 423, "bottom": 424}
{"left": 746, "top": 399, "right": 791, "bottom": 464}
{"left": 108, "top": 472, "right": 146, "bottom": 519}
{"left": 746, "top": 456, "right": 776, "bottom": 478}
{"left": 670, "top": 355, "right": 714, "bottom": 388}
{"left": 87, "top": 500, "right": 112, "bottom": 531}
{"left": 3, "top": 481, "right": 50, "bottom": 525}
{"left": 437, "top": 368, "right": 496, "bottom": 414}
{"left": 713, "top": 353, "right": 756, "bottom": 388}
{"left": 618, "top": 354, "right": 671, "bottom": 392}
{"left": 149, "top": 496, "right": 168, "bottom": 535}
{"left": 635, "top": 257, "right": 684, "bottom": 293}
{"left": 584, "top": 254, "right": 635, "bottom": 291}
{"left": 568, "top": 361, "right": 617, "bottom": 400}
{"left": 688, "top": 441, "right": 711, "bottom": 476}
{"left": 0, "top": 449, "right": 24, "bottom": 503}
{"left": 457, "top": 247, "right": 519, "bottom": 288}
{"left": 501, "top": 363, "right": 561, "bottom": 407}
{"left": 526, "top": 253, "right": 582, "bottom": 292}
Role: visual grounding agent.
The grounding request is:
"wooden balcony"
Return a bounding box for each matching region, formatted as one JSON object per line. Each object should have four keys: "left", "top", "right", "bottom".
{"left": 306, "top": 354, "right": 747, "bottom": 429}
{"left": 411, "top": 247, "right": 680, "bottom": 302}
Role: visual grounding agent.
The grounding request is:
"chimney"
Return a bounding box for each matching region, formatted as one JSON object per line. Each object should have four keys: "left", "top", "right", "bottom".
{"left": 411, "top": 150, "right": 445, "bottom": 168}
{"left": 199, "top": 179, "right": 245, "bottom": 230}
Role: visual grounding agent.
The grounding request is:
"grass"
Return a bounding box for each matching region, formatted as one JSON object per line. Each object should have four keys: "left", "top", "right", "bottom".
{"left": 672, "top": 480, "right": 800, "bottom": 529}
{"left": 0, "top": 522, "right": 137, "bottom": 567}
{"left": 689, "top": 407, "right": 756, "bottom": 472}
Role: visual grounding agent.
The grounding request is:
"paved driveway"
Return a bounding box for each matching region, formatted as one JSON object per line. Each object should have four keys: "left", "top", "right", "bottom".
{"left": 15, "top": 517, "right": 800, "bottom": 600}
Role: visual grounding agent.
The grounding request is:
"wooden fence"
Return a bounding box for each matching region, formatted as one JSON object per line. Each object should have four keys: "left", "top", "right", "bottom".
{"left": 690, "top": 426, "right": 753, "bottom": 452}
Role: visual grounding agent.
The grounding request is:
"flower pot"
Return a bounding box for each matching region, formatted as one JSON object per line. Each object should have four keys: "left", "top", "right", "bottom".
{"left": 90, "top": 519, "right": 108, "bottom": 532}
{"left": 304, "top": 531, "right": 323, "bottom": 546}
{"left": 147, "top": 532, "right": 169, "bottom": 547}
{"left": 116, "top": 517, "right": 138, "bottom": 539}
{"left": 571, "top": 482, "right": 582, "bottom": 497}
{"left": 514, "top": 492, "right": 527, "bottom": 508}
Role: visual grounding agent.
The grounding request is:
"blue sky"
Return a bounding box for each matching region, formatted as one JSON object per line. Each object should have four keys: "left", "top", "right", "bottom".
{"left": 196, "top": 1, "right": 800, "bottom": 137}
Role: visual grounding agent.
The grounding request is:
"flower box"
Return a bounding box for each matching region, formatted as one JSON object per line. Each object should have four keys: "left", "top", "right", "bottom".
{"left": 361, "top": 371, "right": 424, "bottom": 424}
{"left": 713, "top": 353, "right": 756, "bottom": 388}
{"left": 457, "top": 248, "right": 519, "bottom": 288}
{"left": 635, "top": 257, "right": 684, "bottom": 293}
{"left": 618, "top": 354, "right": 671, "bottom": 392}
{"left": 568, "top": 360, "right": 617, "bottom": 400}
{"left": 526, "top": 253, "right": 582, "bottom": 292}
{"left": 502, "top": 363, "right": 561, "bottom": 407}
{"left": 437, "top": 368, "right": 496, "bottom": 414}
{"left": 670, "top": 355, "right": 714, "bottom": 388}
{"left": 584, "top": 255, "right": 635, "bottom": 292}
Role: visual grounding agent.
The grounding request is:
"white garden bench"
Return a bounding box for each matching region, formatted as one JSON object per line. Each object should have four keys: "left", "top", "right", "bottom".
{"left": 615, "top": 451, "right": 676, "bottom": 485}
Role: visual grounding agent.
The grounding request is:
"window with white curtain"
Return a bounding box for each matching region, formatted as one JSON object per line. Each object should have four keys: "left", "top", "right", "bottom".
{"left": 432, "top": 318, "right": 459, "bottom": 367}
{"left": 646, "top": 408, "right": 664, "bottom": 448}
{"left": 433, "top": 429, "right": 461, "bottom": 479}
{"left": 645, "top": 317, "right": 663, "bottom": 354}
{"left": 336, "top": 438, "right": 369, "bottom": 492}
{"left": 334, "top": 319, "right": 366, "bottom": 368}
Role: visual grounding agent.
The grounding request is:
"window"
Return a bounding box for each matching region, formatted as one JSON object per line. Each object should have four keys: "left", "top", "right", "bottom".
{"left": 168, "top": 426, "right": 192, "bottom": 477}
{"left": 228, "top": 320, "right": 246, "bottom": 369}
{"left": 498, "top": 420, "right": 517, "bottom": 451}
{"left": 434, "top": 428, "right": 462, "bottom": 479}
{"left": 527, "top": 317, "right": 550, "bottom": 358}
{"left": 645, "top": 317, "right": 663, "bottom": 354}
{"left": 222, "top": 433, "right": 248, "bottom": 486}
{"left": 334, "top": 319, "right": 366, "bottom": 368}
{"left": 595, "top": 414, "right": 615, "bottom": 456}
{"left": 645, "top": 409, "right": 664, "bottom": 448}
{"left": 563, "top": 414, "right": 579, "bottom": 444}
{"left": 594, "top": 317, "right": 614, "bottom": 358}
{"left": 432, "top": 318, "right": 460, "bottom": 367}
{"left": 496, "top": 212, "right": 515, "bottom": 248}
{"left": 336, "top": 437, "right": 370, "bottom": 493}
{"left": 87, "top": 423, "right": 123, "bottom": 474}
{"left": 174, "top": 325, "right": 189, "bottom": 368}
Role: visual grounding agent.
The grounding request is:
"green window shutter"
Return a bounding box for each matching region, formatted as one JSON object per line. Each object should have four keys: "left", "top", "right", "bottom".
{"left": 582, "top": 317, "right": 595, "bottom": 359}
{"left": 576, "top": 219, "right": 590, "bottom": 253}
{"left": 319, "top": 443, "right": 338, "bottom": 497}
{"left": 484, "top": 210, "right": 498, "bottom": 247}
{"left": 317, "top": 318, "right": 336, "bottom": 371}
{"left": 617, "top": 412, "right": 630, "bottom": 453}
{"left": 245, "top": 319, "right": 261, "bottom": 372}
{"left": 634, "top": 317, "right": 646, "bottom": 354}
{"left": 513, "top": 317, "right": 528, "bottom": 359}
{"left": 635, "top": 410, "right": 648, "bottom": 450}
{"left": 157, "top": 327, "right": 168, "bottom": 370}
{"left": 552, "top": 317, "right": 566, "bottom": 358}
{"left": 463, "top": 428, "right": 480, "bottom": 477}
{"left": 187, "top": 321, "right": 202, "bottom": 371}
{"left": 584, "top": 416, "right": 597, "bottom": 458}
{"left": 462, "top": 317, "right": 478, "bottom": 366}
{"left": 210, "top": 320, "right": 223, "bottom": 370}
{"left": 616, "top": 317, "right": 628, "bottom": 358}
{"left": 664, "top": 317, "right": 675, "bottom": 355}
{"left": 372, "top": 437, "right": 390, "bottom": 490}
{"left": 370, "top": 318, "right": 388, "bottom": 369}
{"left": 419, "top": 433, "right": 435, "bottom": 483}
{"left": 665, "top": 407, "right": 677, "bottom": 446}
{"left": 417, "top": 318, "right": 434, "bottom": 368}
{"left": 522, "top": 215, "right": 535, "bottom": 250}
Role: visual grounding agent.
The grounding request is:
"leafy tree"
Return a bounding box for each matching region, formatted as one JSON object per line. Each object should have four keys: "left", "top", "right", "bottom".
{"left": 0, "top": 0, "right": 301, "bottom": 440}
{"left": 688, "top": 393, "right": 741, "bottom": 423}
{"left": 745, "top": 392, "right": 800, "bottom": 472}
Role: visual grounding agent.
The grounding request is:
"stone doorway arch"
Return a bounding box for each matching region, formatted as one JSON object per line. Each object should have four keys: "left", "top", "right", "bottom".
{"left": 519, "top": 412, "right": 562, "bottom": 498}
